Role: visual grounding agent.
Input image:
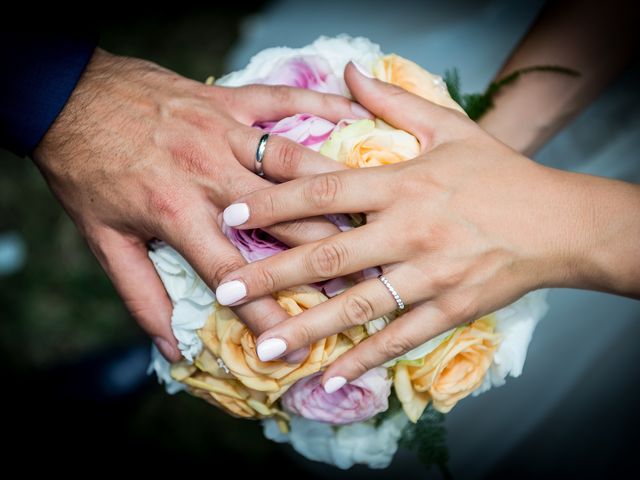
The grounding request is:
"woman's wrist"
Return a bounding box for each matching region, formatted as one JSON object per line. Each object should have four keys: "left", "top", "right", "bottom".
{"left": 539, "top": 166, "right": 640, "bottom": 297}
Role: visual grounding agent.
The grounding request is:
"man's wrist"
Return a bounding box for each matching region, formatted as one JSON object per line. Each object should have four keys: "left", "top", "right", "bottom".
{"left": 33, "top": 48, "right": 117, "bottom": 170}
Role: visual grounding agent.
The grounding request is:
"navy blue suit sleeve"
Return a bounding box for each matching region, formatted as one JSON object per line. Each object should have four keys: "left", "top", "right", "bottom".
{"left": 0, "top": 32, "right": 97, "bottom": 157}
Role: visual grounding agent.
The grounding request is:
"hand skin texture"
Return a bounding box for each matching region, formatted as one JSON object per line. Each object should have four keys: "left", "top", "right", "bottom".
{"left": 32, "top": 48, "right": 371, "bottom": 361}
{"left": 215, "top": 62, "right": 640, "bottom": 391}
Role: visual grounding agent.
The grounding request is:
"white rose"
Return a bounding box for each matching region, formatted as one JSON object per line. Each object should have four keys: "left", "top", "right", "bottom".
{"left": 263, "top": 411, "right": 408, "bottom": 470}
{"left": 474, "top": 290, "right": 549, "bottom": 395}
{"left": 147, "top": 345, "right": 186, "bottom": 394}
{"left": 148, "top": 242, "right": 215, "bottom": 362}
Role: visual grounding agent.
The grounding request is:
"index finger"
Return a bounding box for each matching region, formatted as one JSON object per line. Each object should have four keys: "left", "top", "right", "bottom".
{"left": 162, "top": 210, "right": 290, "bottom": 338}
{"left": 222, "top": 167, "right": 390, "bottom": 229}
{"left": 229, "top": 83, "right": 373, "bottom": 125}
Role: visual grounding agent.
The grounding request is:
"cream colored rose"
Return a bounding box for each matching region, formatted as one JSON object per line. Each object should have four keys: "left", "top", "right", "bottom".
{"left": 394, "top": 316, "right": 500, "bottom": 421}
{"left": 373, "top": 54, "right": 466, "bottom": 115}
{"left": 320, "top": 119, "right": 420, "bottom": 168}
{"left": 173, "top": 285, "right": 365, "bottom": 419}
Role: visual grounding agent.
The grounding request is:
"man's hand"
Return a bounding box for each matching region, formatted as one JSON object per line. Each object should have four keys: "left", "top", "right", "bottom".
{"left": 32, "top": 48, "right": 366, "bottom": 360}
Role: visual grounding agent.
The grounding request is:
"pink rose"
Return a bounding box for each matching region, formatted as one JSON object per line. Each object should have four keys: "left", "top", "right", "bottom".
{"left": 223, "top": 224, "right": 288, "bottom": 262}
{"left": 282, "top": 368, "right": 392, "bottom": 425}
{"left": 257, "top": 113, "right": 336, "bottom": 152}
{"left": 258, "top": 55, "right": 343, "bottom": 95}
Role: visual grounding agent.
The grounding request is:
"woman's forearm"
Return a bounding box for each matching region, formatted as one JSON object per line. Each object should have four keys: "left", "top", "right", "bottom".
{"left": 554, "top": 168, "right": 640, "bottom": 297}
{"left": 479, "top": 0, "right": 637, "bottom": 155}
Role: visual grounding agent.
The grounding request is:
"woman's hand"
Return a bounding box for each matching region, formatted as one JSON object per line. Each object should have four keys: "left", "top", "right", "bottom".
{"left": 32, "top": 48, "right": 365, "bottom": 360}
{"left": 214, "top": 63, "right": 640, "bottom": 390}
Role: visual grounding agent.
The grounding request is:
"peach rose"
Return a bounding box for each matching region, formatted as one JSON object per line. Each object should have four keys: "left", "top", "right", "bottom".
{"left": 394, "top": 316, "right": 500, "bottom": 421}
{"left": 373, "top": 54, "right": 466, "bottom": 115}
{"left": 172, "top": 285, "right": 365, "bottom": 419}
{"left": 319, "top": 119, "right": 420, "bottom": 168}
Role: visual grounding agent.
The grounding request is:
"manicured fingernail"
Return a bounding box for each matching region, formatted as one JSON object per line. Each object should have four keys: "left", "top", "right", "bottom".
{"left": 284, "top": 347, "right": 310, "bottom": 364}
{"left": 257, "top": 338, "right": 288, "bottom": 362}
{"left": 323, "top": 376, "right": 347, "bottom": 394}
{"left": 351, "top": 61, "right": 373, "bottom": 78}
{"left": 215, "top": 280, "right": 247, "bottom": 305}
{"left": 153, "top": 336, "right": 178, "bottom": 361}
{"left": 223, "top": 203, "right": 250, "bottom": 227}
{"left": 351, "top": 102, "right": 373, "bottom": 119}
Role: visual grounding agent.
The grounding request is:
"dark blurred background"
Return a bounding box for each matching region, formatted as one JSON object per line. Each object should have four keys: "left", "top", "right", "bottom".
{"left": 0, "top": 4, "right": 314, "bottom": 476}
{"left": 2, "top": 2, "right": 640, "bottom": 478}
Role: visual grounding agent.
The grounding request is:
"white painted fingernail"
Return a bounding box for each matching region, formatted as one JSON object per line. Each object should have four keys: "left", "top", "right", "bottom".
{"left": 223, "top": 203, "right": 250, "bottom": 227}
{"left": 351, "top": 61, "right": 373, "bottom": 78}
{"left": 323, "top": 376, "right": 347, "bottom": 394}
{"left": 257, "top": 338, "right": 288, "bottom": 362}
{"left": 351, "top": 102, "right": 373, "bottom": 119}
{"left": 215, "top": 280, "right": 247, "bottom": 305}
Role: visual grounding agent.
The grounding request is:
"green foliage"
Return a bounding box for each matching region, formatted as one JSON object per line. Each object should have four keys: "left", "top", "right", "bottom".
{"left": 445, "top": 65, "right": 580, "bottom": 120}
{"left": 400, "top": 405, "right": 452, "bottom": 479}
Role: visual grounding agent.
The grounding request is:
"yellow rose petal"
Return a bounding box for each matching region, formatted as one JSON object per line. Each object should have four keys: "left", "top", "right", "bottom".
{"left": 374, "top": 54, "right": 466, "bottom": 115}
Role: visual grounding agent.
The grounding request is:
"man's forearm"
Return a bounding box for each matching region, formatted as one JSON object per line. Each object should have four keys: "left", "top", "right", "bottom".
{"left": 479, "top": 0, "right": 637, "bottom": 156}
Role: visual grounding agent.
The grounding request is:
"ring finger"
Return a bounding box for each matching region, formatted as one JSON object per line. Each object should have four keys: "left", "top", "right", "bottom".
{"left": 251, "top": 267, "right": 432, "bottom": 362}
{"left": 228, "top": 126, "right": 347, "bottom": 182}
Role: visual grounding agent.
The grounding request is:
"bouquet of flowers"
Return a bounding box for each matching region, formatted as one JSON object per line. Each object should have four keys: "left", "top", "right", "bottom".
{"left": 148, "top": 35, "right": 549, "bottom": 471}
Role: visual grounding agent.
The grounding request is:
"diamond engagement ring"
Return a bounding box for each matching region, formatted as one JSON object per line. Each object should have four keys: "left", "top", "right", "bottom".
{"left": 378, "top": 275, "right": 405, "bottom": 310}
{"left": 255, "top": 133, "right": 269, "bottom": 176}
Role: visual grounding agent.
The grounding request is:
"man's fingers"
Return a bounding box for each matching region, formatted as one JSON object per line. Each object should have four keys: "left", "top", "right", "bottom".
{"left": 222, "top": 167, "right": 389, "bottom": 230}
{"left": 264, "top": 217, "right": 341, "bottom": 247}
{"left": 229, "top": 295, "right": 290, "bottom": 336}
{"left": 231, "top": 298, "right": 310, "bottom": 363}
{"left": 344, "top": 62, "right": 462, "bottom": 149}
{"left": 215, "top": 225, "right": 397, "bottom": 306}
{"left": 91, "top": 230, "right": 179, "bottom": 361}
{"left": 231, "top": 84, "right": 373, "bottom": 124}
{"left": 228, "top": 126, "right": 347, "bottom": 182}
{"left": 163, "top": 212, "right": 294, "bottom": 336}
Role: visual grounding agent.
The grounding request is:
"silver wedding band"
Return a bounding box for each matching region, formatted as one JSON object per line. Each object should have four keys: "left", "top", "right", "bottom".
{"left": 378, "top": 275, "right": 405, "bottom": 310}
{"left": 255, "top": 133, "right": 269, "bottom": 177}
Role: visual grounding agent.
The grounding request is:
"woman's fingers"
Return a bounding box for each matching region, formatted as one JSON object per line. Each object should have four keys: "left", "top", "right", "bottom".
{"left": 251, "top": 276, "right": 404, "bottom": 362}
{"left": 222, "top": 167, "right": 391, "bottom": 230}
{"left": 162, "top": 211, "right": 292, "bottom": 338}
{"left": 215, "top": 225, "right": 398, "bottom": 306}
{"left": 320, "top": 302, "right": 453, "bottom": 390}
{"left": 228, "top": 126, "right": 347, "bottom": 182}
{"left": 230, "top": 83, "right": 373, "bottom": 124}
{"left": 91, "top": 229, "right": 179, "bottom": 361}
{"left": 344, "top": 61, "right": 461, "bottom": 148}
{"left": 220, "top": 265, "right": 433, "bottom": 366}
